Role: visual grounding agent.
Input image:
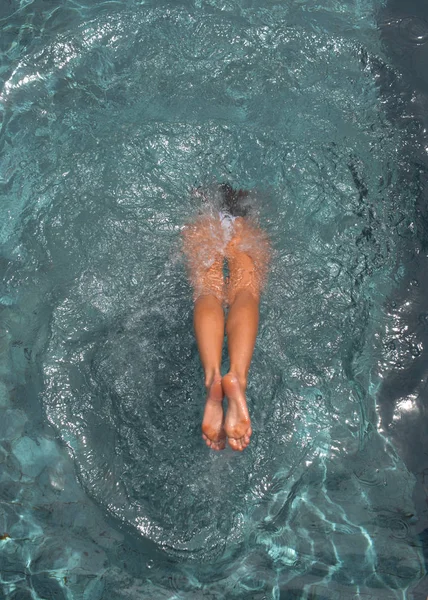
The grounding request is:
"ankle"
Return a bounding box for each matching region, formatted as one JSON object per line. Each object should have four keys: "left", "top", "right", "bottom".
{"left": 204, "top": 370, "right": 221, "bottom": 389}
{"left": 227, "top": 370, "right": 247, "bottom": 391}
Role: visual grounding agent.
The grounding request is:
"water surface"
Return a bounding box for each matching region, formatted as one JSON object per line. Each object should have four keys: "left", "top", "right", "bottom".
{"left": 0, "top": 0, "right": 425, "bottom": 598}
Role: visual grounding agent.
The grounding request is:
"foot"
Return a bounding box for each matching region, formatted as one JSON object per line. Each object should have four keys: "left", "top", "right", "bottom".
{"left": 222, "top": 372, "right": 252, "bottom": 451}
{"left": 202, "top": 378, "right": 226, "bottom": 451}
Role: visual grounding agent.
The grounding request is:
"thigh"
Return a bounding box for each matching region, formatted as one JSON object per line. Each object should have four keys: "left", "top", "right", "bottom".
{"left": 182, "top": 214, "right": 225, "bottom": 302}
{"left": 225, "top": 218, "right": 271, "bottom": 304}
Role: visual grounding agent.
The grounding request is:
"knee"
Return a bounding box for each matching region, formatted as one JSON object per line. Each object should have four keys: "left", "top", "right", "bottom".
{"left": 226, "top": 284, "right": 260, "bottom": 307}
{"left": 194, "top": 294, "right": 224, "bottom": 314}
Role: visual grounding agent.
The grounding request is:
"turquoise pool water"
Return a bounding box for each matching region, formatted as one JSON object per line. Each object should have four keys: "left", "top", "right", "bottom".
{"left": 0, "top": 0, "right": 426, "bottom": 598}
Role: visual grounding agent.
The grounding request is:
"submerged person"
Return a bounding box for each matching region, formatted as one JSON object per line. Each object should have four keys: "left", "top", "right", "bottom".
{"left": 182, "top": 184, "right": 270, "bottom": 451}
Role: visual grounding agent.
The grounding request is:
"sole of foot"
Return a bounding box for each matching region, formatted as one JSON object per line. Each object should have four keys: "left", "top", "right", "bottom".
{"left": 202, "top": 378, "right": 226, "bottom": 451}
{"left": 222, "top": 372, "right": 252, "bottom": 451}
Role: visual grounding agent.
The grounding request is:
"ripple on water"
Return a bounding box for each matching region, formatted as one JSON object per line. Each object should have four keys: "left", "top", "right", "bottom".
{"left": 399, "top": 16, "right": 428, "bottom": 45}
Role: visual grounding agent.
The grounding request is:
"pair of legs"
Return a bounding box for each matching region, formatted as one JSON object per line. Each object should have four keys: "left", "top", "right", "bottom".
{"left": 195, "top": 252, "right": 259, "bottom": 451}
{"left": 184, "top": 215, "right": 269, "bottom": 451}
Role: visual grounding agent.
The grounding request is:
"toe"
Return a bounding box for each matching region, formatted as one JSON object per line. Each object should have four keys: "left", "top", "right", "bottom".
{"left": 217, "top": 438, "right": 226, "bottom": 450}
{"left": 213, "top": 441, "right": 225, "bottom": 451}
{"left": 230, "top": 437, "right": 244, "bottom": 451}
{"left": 228, "top": 437, "right": 239, "bottom": 451}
